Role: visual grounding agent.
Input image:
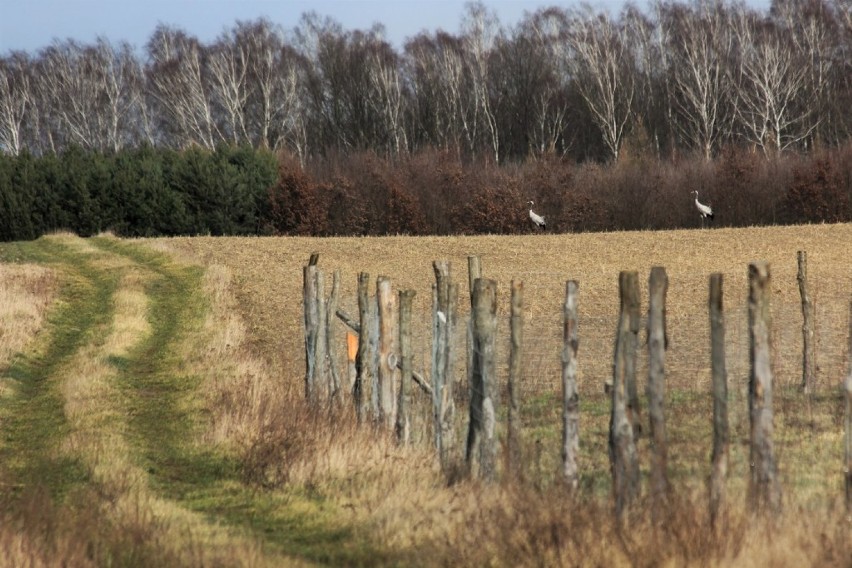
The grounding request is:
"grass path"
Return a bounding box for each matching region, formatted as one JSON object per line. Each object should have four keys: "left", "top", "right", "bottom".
{"left": 0, "top": 235, "right": 389, "bottom": 566}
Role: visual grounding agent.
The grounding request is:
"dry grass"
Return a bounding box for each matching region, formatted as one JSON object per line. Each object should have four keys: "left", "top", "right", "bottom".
{"left": 0, "top": 263, "right": 56, "bottom": 370}
{"left": 148, "top": 223, "right": 852, "bottom": 565}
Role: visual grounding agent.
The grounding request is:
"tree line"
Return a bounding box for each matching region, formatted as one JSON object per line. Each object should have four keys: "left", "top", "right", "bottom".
{"left": 2, "top": 0, "right": 851, "bottom": 163}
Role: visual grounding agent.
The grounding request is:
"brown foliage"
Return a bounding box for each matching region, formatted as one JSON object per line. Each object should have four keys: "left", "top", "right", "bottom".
{"left": 265, "top": 153, "right": 327, "bottom": 235}
{"left": 783, "top": 157, "right": 850, "bottom": 223}
{"left": 263, "top": 142, "right": 852, "bottom": 236}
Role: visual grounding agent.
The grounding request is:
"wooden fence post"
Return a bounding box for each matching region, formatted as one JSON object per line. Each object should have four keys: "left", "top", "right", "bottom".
{"left": 466, "top": 278, "right": 498, "bottom": 481}
{"left": 377, "top": 277, "right": 399, "bottom": 431}
{"left": 432, "top": 261, "right": 457, "bottom": 469}
{"left": 626, "top": 274, "right": 642, "bottom": 438}
{"left": 797, "top": 251, "right": 815, "bottom": 394}
{"left": 610, "top": 271, "right": 641, "bottom": 517}
{"left": 432, "top": 264, "right": 447, "bottom": 462}
{"left": 845, "top": 301, "right": 852, "bottom": 514}
{"left": 467, "top": 256, "right": 482, "bottom": 307}
{"left": 326, "top": 270, "right": 341, "bottom": 401}
{"left": 355, "top": 272, "right": 372, "bottom": 422}
{"left": 466, "top": 255, "right": 482, "bottom": 410}
{"left": 303, "top": 263, "right": 319, "bottom": 403}
{"left": 396, "top": 290, "right": 415, "bottom": 445}
{"left": 748, "top": 261, "right": 781, "bottom": 513}
{"left": 314, "top": 269, "right": 327, "bottom": 402}
{"left": 709, "top": 273, "right": 729, "bottom": 528}
{"left": 647, "top": 267, "right": 669, "bottom": 512}
{"left": 562, "top": 280, "right": 580, "bottom": 491}
{"left": 507, "top": 280, "right": 523, "bottom": 478}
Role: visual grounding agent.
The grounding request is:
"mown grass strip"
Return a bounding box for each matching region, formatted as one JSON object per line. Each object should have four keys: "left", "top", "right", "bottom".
{"left": 0, "top": 237, "right": 118, "bottom": 501}
{"left": 92, "top": 238, "right": 398, "bottom": 565}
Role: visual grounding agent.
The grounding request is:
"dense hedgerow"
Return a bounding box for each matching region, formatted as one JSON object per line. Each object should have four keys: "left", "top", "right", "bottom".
{"left": 1, "top": 143, "right": 852, "bottom": 241}
{"left": 0, "top": 145, "right": 278, "bottom": 240}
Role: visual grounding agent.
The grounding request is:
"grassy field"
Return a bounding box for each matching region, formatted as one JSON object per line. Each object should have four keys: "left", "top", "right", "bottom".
{"left": 0, "top": 225, "right": 850, "bottom": 566}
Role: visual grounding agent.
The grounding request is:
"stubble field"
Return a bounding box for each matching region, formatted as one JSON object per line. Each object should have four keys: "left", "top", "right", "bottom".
{"left": 157, "top": 223, "right": 852, "bottom": 506}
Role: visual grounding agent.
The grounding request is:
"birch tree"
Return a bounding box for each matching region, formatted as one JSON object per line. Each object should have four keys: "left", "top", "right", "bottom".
{"left": 567, "top": 8, "right": 636, "bottom": 161}
{"left": 732, "top": 11, "right": 815, "bottom": 154}
{"left": 668, "top": 3, "right": 736, "bottom": 159}
{"left": 146, "top": 25, "right": 218, "bottom": 149}
{"left": 461, "top": 1, "right": 502, "bottom": 162}
{"left": 0, "top": 52, "right": 32, "bottom": 155}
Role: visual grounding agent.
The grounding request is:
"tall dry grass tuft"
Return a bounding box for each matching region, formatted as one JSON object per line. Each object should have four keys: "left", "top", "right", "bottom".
{"left": 0, "top": 264, "right": 57, "bottom": 370}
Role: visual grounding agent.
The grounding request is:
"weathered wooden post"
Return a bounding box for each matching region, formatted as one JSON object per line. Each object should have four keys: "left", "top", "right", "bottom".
{"left": 797, "top": 251, "right": 815, "bottom": 394}
{"left": 377, "top": 277, "right": 399, "bottom": 431}
{"left": 626, "top": 275, "right": 642, "bottom": 439}
{"left": 748, "top": 261, "right": 781, "bottom": 513}
{"left": 647, "top": 267, "right": 669, "bottom": 511}
{"left": 314, "top": 269, "right": 328, "bottom": 401}
{"left": 355, "top": 272, "right": 372, "bottom": 422}
{"left": 303, "top": 262, "right": 319, "bottom": 403}
{"left": 396, "top": 290, "right": 415, "bottom": 445}
{"left": 709, "top": 273, "right": 729, "bottom": 528}
{"left": 845, "top": 301, "right": 852, "bottom": 514}
{"left": 507, "top": 279, "right": 523, "bottom": 478}
{"left": 610, "top": 271, "right": 641, "bottom": 517}
{"left": 466, "top": 255, "right": 482, "bottom": 409}
{"left": 467, "top": 256, "right": 482, "bottom": 306}
{"left": 326, "top": 270, "right": 341, "bottom": 401}
{"left": 432, "top": 261, "right": 457, "bottom": 469}
{"left": 466, "top": 278, "right": 498, "bottom": 481}
{"left": 562, "top": 280, "right": 580, "bottom": 491}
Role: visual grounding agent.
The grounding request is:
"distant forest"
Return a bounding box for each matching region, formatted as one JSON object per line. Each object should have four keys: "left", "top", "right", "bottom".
{"left": 1, "top": 0, "right": 851, "bottom": 239}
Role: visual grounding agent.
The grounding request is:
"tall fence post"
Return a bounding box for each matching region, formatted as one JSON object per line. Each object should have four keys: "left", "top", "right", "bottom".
{"left": 845, "top": 301, "right": 852, "bottom": 514}
{"left": 562, "top": 280, "right": 580, "bottom": 491}
{"left": 396, "top": 290, "right": 415, "bottom": 445}
{"left": 314, "top": 269, "right": 327, "bottom": 402}
{"left": 377, "top": 277, "right": 399, "bottom": 431}
{"left": 647, "top": 267, "right": 669, "bottom": 513}
{"left": 507, "top": 279, "right": 523, "bottom": 478}
{"left": 797, "top": 251, "right": 815, "bottom": 394}
{"left": 626, "top": 273, "right": 642, "bottom": 438}
{"left": 432, "top": 261, "right": 457, "bottom": 470}
{"left": 303, "top": 263, "right": 319, "bottom": 403}
{"left": 355, "top": 272, "right": 372, "bottom": 422}
{"left": 326, "top": 270, "right": 341, "bottom": 401}
{"left": 709, "top": 273, "right": 729, "bottom": 528}
{"left": 748, "top": 261, "right": 781, "bottom": 513}
{"left": 610, "top": 271, "right": 641, "bottom": 517}
{"left": 466, "top": 277, "right": 498, "bottom": 481}
{"left": 466, "top": 255, "right": 482, "bottom": 410}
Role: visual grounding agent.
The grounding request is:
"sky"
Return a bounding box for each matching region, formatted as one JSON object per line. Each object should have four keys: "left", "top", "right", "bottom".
{"left": 0, "top": 0, "right": 772, "bottom": 55}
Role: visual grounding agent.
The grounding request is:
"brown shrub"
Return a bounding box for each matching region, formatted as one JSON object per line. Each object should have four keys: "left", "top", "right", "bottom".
{"left": 265, "top": 153, "right": 327, "bottom": 235}
{"left": 783, "top": 156, "right": 850, "bottom": 224}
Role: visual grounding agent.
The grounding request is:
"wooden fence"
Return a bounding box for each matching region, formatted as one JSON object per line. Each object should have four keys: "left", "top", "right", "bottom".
{"left": 303, "top": 252, "right": 852, "bottom": 516}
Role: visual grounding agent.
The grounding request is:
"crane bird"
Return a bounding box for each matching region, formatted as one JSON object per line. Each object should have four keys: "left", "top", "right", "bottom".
{"left": 527, "top": 201, "right": 546, "bottom": 230}
{"left": 693, "top": 190, "right": 714, "bottom": 222}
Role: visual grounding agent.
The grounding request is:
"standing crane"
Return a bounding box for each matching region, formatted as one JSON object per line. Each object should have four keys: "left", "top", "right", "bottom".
{"left": 527, "top": 201, "right": 546, "bottom": 230}
{"left": 693, "top": 190, "right": 714, "bottom": 226}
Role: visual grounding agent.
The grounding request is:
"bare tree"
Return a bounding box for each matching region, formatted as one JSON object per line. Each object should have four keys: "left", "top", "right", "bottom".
{"left": 512, "top": 8, "right": 573, "bottom": 157}
{"left": 567, "top": 7, "right": 636, "bottom": 161}
{"left": 207, "top": 28, "right": 251, "bottom": 145}
{"left": 0, "top": 52, "right": 33, "bottom": 155}
{"left": 461, "top": 1, "right": 502, "bottom": 162}
{"left": 224, "top": 19, "right": 308, "bottom": 155}
{"left": 146, "top": 25, "right": 218, "bottom": 149}
{"left": 773, "top": 0, "right": 841, "bottom": 146}
{"left": 405, "top": 31, "right": 474, "bottom": 156}
{"left": 732, "top": 10, "right": 815, "bottom": 154}
{"left": 367, "top": 44, "right": 408, "bottom": 157}
{"left": 668, "top": 2, "right": 736, "bottom": 159}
